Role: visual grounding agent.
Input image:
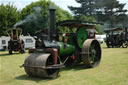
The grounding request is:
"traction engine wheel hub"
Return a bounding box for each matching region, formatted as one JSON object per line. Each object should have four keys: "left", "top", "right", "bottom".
{"left": 81, "top": 39, "right": 101, "bottom": 67}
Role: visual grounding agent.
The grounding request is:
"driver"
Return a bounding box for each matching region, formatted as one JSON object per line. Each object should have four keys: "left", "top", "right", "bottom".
{"left": 87, "top": 26, "right": 97, "bottom": 38}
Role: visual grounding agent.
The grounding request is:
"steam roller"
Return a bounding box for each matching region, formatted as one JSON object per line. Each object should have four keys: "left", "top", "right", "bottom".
{"left": 21, "top": 6, "right": 102, "bottom": 78}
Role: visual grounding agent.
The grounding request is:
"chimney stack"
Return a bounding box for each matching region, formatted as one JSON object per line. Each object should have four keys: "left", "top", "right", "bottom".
{"left": 49, "top": 6, "right": 56, "bottom": 41}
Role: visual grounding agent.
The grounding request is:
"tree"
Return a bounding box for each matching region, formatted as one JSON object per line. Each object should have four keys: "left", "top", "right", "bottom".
{"left": 68, "top": 0, "right": 104, "bottom": 34}
{"left": 16, "top": 0, "right": 73, "bottom": 35}
{"left": 0, "top": 3, "right": 21, "bottom": 36}
{"left": 74, "top": 15, "right": 96, "bottom": 22}
{"left": 97, "top": 0, "right": 127, "bottom": 27}
{"left": 68, "top": 0, "right": 128, "bottom": 28}
{"left": 68, "top": 0, "right": 97, "bottom": 16}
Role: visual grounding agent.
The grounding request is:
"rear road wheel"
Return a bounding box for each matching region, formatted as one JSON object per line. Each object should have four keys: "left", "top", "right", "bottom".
{"left": 81, "top": 39, "right": 101, "bottom": 68}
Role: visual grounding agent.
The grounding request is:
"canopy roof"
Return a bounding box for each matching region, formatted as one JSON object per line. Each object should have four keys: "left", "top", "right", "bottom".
{"left": 7, "top": 28, "right": 22, "bottom": 35}
{"left": 56, "top": 20, "right": 100, "bottom": 28}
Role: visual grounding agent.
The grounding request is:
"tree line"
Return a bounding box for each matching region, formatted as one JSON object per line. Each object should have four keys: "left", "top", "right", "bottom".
{"left": 1, "top": 0, "right": 127, "bottom": 36}
{"left": 0, "top": 0, "right": 73, "bottom": 36}
{"left": 0, "top": 0, "right": 104, "bottom": 36}
{"left": 69, "top": 0, "right": 128, "bottom": 28}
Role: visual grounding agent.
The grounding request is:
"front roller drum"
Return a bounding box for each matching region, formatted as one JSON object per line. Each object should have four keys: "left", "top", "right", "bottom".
{"left": 23, "top": 53, "right": 61, "bottom": 78}
{"left": 81, "top": 39, "right": 101, "bottom": 68}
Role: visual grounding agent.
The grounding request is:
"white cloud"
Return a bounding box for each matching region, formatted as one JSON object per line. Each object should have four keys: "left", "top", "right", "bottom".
{"left": 13, "top": 1, "right": 31, "bottom": 10}
{"left": 50, "top": 0, "right": 80, "bottom": 12}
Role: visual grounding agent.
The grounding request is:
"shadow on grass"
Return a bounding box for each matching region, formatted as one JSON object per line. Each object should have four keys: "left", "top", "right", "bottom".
{"left": 15, "top": 64, "right": 88, "bottom": 81}
{"left": 61, "top": 64, "right": 90, "bottom": 71}
{"left": 15, "top": 74, "right": 59, "bottom": 82}
{"left": 102, "top": 47, "right": 109, "bottom": 49}
{"left": 0, "top": 52, "right": 24, "bottom": 57}
{"left": 14, "top": 64, "right": 92, "bottom": 81}
{"left": 0, "top": 53, "right": 10, "bottom": 57}
{"left": 124, "top": 51, "right": 128, "bottom": 54}
{"left": 102, "top": 47, "right": 120, "bottom": 49}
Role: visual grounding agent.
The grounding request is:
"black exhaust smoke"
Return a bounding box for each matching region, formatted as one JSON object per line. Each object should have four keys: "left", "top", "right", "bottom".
{"left": 49, "top": 6, "right": 56, "bottom": 41}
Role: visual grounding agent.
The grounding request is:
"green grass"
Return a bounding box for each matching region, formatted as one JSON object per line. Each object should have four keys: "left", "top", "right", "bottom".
{"left": 0, "top": 44, "right": 128, "bottom": 85}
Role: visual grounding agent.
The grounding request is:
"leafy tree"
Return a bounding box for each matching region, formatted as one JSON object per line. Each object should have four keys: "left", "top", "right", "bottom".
{"left": 0, "top": 3, "right": 21, "bottom": 36}
{"left": 16, "top": 0, "right": 73, "bottom": 35}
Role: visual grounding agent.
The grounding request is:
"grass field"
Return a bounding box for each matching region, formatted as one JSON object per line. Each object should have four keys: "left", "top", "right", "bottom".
{"left": 0, "top": 44, "right": 128, "bottom": 85}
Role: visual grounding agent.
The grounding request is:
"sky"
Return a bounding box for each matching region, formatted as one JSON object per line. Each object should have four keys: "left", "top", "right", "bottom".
{"left": 0, "top": 0, "right": 128, "bottom": 13}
